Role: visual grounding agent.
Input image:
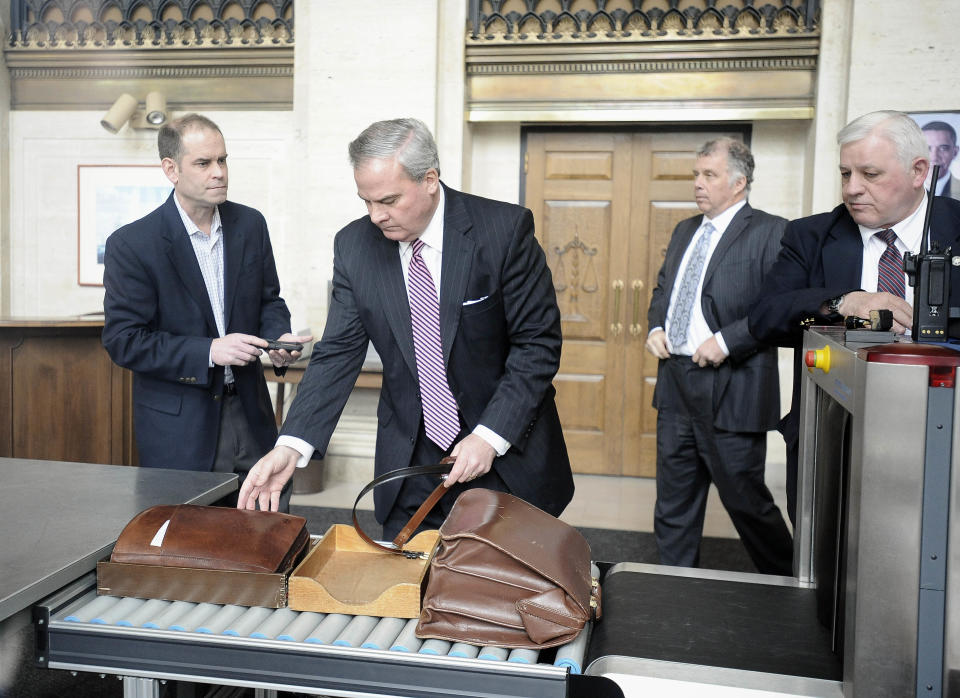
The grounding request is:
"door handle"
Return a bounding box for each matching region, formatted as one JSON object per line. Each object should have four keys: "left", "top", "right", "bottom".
{"left": 630, "top": 279, "right": 644, "bottom": 337}
{"left": 610, "top": 280, "right": 624, "bottom": 337}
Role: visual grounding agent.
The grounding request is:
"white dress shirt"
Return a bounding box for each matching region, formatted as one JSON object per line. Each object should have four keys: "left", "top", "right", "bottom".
{"left": 653, "top": 199, "right": 747, "bottom": 356}
{"left": 857, "top": 194, "right": 927, "bottom": 302}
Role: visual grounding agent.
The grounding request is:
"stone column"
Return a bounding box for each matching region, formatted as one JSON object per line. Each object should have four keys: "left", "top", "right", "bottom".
{"left": 0, "top": 0, "right": 11, "bottom": 315}
{"left": 289, "top": 2, "right": 443, "bottom": 489}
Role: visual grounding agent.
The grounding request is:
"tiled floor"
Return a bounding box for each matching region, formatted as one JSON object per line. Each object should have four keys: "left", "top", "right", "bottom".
{"left": 291, "top": 458, "right": 791, "bottom": 540}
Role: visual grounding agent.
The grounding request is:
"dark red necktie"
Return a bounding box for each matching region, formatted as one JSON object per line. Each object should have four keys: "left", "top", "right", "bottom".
{"left": 875, "top": 229, "right": 905, "bottom": 298}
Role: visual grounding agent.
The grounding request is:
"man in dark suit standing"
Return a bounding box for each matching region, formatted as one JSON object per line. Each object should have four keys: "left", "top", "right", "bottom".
{"left": 750, "top": 110, "right": 960, "bottom": 525}
{"left": 238, "top": 118, "right": 573, "bottom": 536}
{"left": 645, "top": 137, "right": 793, "bottom": 576}
{"left": 923, "top": 121, "right": 960, "bottom": 201}
{"left": 103, "top": 113, "right": 310, "bottom": 511}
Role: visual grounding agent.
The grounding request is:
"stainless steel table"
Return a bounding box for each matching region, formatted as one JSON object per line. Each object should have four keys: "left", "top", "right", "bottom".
{"left": 0, "top": 457, "right": 237, "bottom": 623}
{"left": 0, "top": 457, "right": 236, "bottom": 697}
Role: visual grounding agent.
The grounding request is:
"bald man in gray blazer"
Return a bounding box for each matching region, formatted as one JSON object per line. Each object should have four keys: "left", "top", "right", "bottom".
{"left": 646, "top": 138, "right": 793, "bottom": 576}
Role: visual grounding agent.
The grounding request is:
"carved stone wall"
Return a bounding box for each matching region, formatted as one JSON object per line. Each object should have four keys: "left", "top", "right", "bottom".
{"left": 465, "top": 0, "right": 820, "bottom": 122}
{"left": 4, "top": 1, "right": 294, "bottom": 110}
{"left": 469, "top": 0, "right": 818, "bottom": 43}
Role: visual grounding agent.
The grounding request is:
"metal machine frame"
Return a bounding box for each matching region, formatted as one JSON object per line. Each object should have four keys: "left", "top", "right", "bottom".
{"left": 796, "top": 329, "right": 958, "bottom": 697}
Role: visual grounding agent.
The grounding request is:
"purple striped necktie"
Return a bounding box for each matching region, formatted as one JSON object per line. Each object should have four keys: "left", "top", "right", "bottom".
{"left": 875, "top": 228, "right": 905, "bottom": 298}
{"left": 408, "top": 239, "right": 460, "bottom": 450}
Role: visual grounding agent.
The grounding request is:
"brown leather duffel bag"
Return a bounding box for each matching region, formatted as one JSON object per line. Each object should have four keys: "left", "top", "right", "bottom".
{"left": 351, "top": 463, "right": 601, "bottom": 649}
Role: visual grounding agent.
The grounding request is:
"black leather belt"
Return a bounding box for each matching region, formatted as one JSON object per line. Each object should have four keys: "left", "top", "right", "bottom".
{"left": 223, "top": 382, "right": 238, "bottom": 396}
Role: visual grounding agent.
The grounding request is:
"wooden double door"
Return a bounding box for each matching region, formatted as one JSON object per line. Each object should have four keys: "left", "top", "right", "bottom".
{"left": 524, "top": 129, "right": 737, "bottom": 477}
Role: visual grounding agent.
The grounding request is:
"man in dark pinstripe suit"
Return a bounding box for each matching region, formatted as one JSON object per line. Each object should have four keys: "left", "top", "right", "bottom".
{"left": 645, "top": 138, "right": 794, "bottom": 575}
{"left": 238, "top": 118, "right": 573, "bottom": 538}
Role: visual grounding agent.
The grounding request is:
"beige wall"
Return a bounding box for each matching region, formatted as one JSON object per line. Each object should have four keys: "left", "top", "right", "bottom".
{"left": 0, "top": 0, "right": 9, "bottom": 316}
{"left": 290, "top": 0, "right": 441, "bottom": 329}
{"left": 5, "top": 111, "right": 299, "bottom": 320}
{"left": 808, "top": 0, "right": 960, "bottom": 213}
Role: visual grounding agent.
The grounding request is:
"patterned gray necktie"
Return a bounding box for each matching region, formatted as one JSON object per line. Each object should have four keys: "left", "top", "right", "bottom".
{"left": 667, "top": 222, "right": 715, "bottom": 350}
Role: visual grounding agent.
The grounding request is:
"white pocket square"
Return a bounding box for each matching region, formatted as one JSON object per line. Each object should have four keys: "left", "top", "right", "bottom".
{"left": 462, "top": 296, "right": 489, "bottom": 306}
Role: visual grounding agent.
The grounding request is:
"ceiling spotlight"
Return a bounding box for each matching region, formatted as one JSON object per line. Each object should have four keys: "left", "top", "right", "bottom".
{"left": 100, "top": 93, "right": 138, "bottom": 134}
{"left": 145, "top": 91, "right": 167, "bottom": 126}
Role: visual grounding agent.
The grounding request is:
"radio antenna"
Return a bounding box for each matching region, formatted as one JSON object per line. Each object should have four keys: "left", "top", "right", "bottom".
{"left": 920, "top": 164, "right": 940, "bottom": 254}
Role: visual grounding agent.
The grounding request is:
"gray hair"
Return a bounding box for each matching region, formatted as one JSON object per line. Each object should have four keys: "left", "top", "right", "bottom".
{"left": 158, "top": 113, "right": 222, "bottom": 164}
{"left": 837, "top": 110, "right": 928, "bottom": 170}
{"left": 697, "top": 137, "right": 754, "bottom": 193}
{"left": 348, "top": 118, "right": 440, "bottom": 182}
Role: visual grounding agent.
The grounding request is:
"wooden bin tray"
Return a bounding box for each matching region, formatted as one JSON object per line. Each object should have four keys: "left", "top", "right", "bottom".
{"left": 288, "top": 524, "right": 439, "bottom": 618}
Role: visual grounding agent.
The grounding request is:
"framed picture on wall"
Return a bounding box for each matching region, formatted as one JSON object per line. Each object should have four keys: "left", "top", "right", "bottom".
{"left": 77, "top": 164, "right": 171, "bottom": 286}
{"left": 908, "top": 112, "right": 960, "bottom": 201}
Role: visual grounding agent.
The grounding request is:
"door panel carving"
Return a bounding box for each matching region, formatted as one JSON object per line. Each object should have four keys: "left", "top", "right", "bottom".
{"left": 526, "top": 129, "right": 737, "bottom": 476}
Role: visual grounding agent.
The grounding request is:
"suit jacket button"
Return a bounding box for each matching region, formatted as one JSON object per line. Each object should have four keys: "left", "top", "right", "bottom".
{"left": 409, "top": 436, "right": 415, "bottom": 444}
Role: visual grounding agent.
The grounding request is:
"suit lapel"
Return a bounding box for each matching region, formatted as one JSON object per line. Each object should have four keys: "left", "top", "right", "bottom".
{"left": 220, "top": 203, "right": 242, "bottom": 331}
{"left": 439, "top": 187, "right": 475, "bottom": 363}
{"left": 663, "top": 217, "right": 701, "bottom": 298}
{"left": 822, "top": 209, "right": 863, "bottom": 289}
{"left": 932, "top": 196, "right": 960, "bottom": 250}
{"left": 702, "top": 204, "right": 751, "bottom": 287}
{"left": 160, "top": 194, "right": 218, "bottom": 335}
{"left": 372, "top": 229, "right": 418, "bottom": 379}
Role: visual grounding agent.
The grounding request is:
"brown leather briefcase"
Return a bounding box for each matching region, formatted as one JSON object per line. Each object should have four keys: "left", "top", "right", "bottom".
{"left": 110, "top": 504, "right": 309, "bottom": 573}
{"left": 350, "top": 463, "right": 601, "bottom": 649}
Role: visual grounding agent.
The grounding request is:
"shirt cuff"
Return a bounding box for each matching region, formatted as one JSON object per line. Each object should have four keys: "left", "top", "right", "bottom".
{"left": 473, "top": 424, "right": 510, "bottom": 457}
{"left": 276, "top": 435, "right": 315, "bottom": 469}
{"left": 714, "top": 331, "right": 731, "bottom": 357}
{"left": 208, "top": 342, "right": 215, "bottom": 368}
{"left": 648, "top": 326, "right": 663, "bottom": 336}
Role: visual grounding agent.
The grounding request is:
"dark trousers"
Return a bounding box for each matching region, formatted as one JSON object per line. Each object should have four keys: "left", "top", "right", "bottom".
{"left": 654, "top": 356, "right": 793, "bottom": 576}
{"left": 381, "top": 423, "right": 510, "bottom": 541}
{"left": 213, "top": 392, "right": 291, "bottom": 513}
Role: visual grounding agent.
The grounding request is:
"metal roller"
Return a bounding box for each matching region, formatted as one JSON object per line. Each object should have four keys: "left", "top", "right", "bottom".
{"left": 121, "top": 598, "right": 171, "bottom": 628}
{"left": 304, "top": 613, "right": 351, "bottom": 644}
{"left": 169, "top": 603, "right": 222, "bottom": 632}
{"left": 360, "top": 617, "right": 406, "bottom": 650}
{"left": 332, "top": 615, "right": 380, "bottom": 647}
{"left": 448, "top": 642, "right": 480, "bottom": 658}
{"left": 276, "top": 611, "right": 325, "bottom": 642}
{"left": 249, "top": 608, "right": 299, "bottom": 639}
{"left": 63, "top": 593, "right": 118, "bottom": 623}
{"left": 553, "top": 622, "right": 591, "bottom": 674}
{"left": 144, "top": 600, "right": 197, "bottom": 629}
{"left": 222, "top": 606, "right": 273, "bottom": 637}
{"left": 478, "top": 646, "right": 509, "bottom": 661}
{"left": 89, "top": 596, "right": 143, "bottom": 625}
{"left": 418, "top": 639, "right": 451, "bottom": 655}
{"left": 389, "top": 618, "right": 422, "bottom": 652}
{"left": 195, "top": 605, "right": 248, "bottom": 634}
{"left": 507, "top": 648, "right": 539, "bottom": 664}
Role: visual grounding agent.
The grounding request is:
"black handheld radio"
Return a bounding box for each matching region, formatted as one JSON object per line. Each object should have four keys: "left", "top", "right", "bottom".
{"left": 904, "top": 165, "right": 951, "bottom": 342}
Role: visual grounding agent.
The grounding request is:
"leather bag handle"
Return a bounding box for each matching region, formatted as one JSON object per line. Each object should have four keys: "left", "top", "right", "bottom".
{"left": 350, "top": 457, "right": 454, "bottom": 559}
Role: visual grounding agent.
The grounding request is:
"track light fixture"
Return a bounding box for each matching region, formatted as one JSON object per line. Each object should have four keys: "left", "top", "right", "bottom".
{"left": 101, "top": 92, "right": 169, "bottom": 134}
{"left": 145, "top": 92, "right": 167, "bottom": 126}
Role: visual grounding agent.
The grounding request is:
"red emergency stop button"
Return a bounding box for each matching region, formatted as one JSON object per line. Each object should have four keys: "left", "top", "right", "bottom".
{"left": 805, "top": 346, "right": 831, "bottom": 372}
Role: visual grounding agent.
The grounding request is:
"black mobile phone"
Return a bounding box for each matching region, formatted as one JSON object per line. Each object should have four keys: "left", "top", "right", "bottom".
{"left": 266, "top": 340, "right": 304, "bottom": 353}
